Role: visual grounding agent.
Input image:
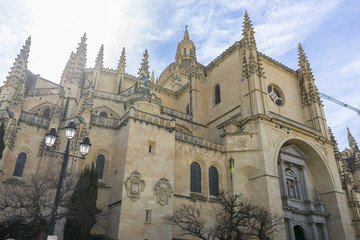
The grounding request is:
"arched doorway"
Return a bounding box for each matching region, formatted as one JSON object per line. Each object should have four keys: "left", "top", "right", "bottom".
{"left": 294, "top": 225, "right": 305, "bottom": 240}
{"left": 276, "top": 139, "right": 330, "bottom": 240}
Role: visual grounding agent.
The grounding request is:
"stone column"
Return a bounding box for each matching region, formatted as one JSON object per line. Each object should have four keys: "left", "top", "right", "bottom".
{"left": 301, "top": 166, "right": 310, "bottom": 201}
{"left": 311, "top": 222, "right": 319, "bottom": 240}
{"left": 280, "top": 160, "right": 287, "bottom": 197}
{"left": 288, "top": 219, "right": 295, "bottom": 240}
{"left": 296, "top": 176, "right": 303, "bottom": 200}
{"left": 322, "top": 224, "right": 329, "bottom": 240}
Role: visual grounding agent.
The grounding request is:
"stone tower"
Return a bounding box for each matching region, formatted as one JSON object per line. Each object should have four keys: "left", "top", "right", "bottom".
{"left": 0, "top": 11, "right": 356, "bottom": 240}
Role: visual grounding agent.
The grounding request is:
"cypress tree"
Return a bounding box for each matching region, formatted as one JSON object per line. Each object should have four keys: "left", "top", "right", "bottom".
{"left": 0, "top": 121, "right": 5, "bottom": 159}
{"left": 64, "top": 163, "right": 100, "bottom": 240}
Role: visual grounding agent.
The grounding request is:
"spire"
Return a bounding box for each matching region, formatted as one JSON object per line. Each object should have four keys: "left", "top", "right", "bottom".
{"left": 60, "top": 52, "right": 75, "bottom": 85}
{"left": 138, "top": 49, "right": 150, "bottom": 81}
{"left": 329, "top": 127, "right": 340, "bottom": 153}
{"left": 242, "top": 11, "right": 256, "bottom": 51}
{"left": 298, "top": 43, "right": 320, "bottom": 105}
{"left": 175, "top": 26, "right": 196, "bottom": 68}
{"left": 60, "top": 34, "right": 87, "bottom": 85}
{"left": 118, "top": 47, "right": 126, "bottom": 73}
{"left": 76, "top": 33, "right": 87, "bottom": 56}
{"left": 347, "top": 127, "right": 359, "bottom": 153}
{"left": 6, "top": 36, "right": 31, "bottom": 84}
{"left": 242, "top": 11, "right": 264, "bottom": 79}
{"left": 21, "top": 36, "right": 31, "bottom": 62}
{"left": 94, "top": 44, "right": 104, "bottom": 70}
{"left": 184, "top": 25, "right": 190, "bottom": 40}
{"left": 150, "top": 70, "right": 155, "bottom": 84}
{"left": 75, "top": 33, "right": 87, "bottom": 69}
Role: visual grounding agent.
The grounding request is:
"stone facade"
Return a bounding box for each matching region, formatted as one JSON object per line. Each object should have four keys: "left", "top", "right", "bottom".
{"left": 0, "top": 12, "right": 357, "bottom": 240}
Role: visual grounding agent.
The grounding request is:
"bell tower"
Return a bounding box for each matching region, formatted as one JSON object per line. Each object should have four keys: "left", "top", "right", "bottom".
{"left": 175, "top": 26, "right": 196, "bottom": 72}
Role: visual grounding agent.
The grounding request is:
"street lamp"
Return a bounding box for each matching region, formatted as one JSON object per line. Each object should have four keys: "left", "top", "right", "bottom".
{"left": 45, "top": 121, "right": 91, "bottom": 239}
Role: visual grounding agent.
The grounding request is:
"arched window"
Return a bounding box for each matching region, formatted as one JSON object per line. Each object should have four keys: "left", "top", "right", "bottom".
{"left": 13, "top": 152, "right": 27, "bottom": 177}
{"left": 96, "top": 154, "right": 105, "bottom": 180}
{"left": 184, "top": 48, "right": 186, "bottom": 56}
{"left": 42, "top": 107, "right": 51, "bottom": 119}
{"left": 99, "top": 112, "right": 108, "bottom": 118}
{"left": 209, "top": 166, "right": 219, "bottom": 196}
{"left": 190, "top": 162, "right": 201, "bottom": 193}
{"left": 214, "top": 84, "right": 221, "bottom": 105}
{"left": 186, "top": 104, "right": 190, "bottom": 115}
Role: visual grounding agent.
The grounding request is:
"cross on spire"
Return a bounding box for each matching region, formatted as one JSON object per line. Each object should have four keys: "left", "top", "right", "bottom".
{"left": 184, "top": 25, "right": 190, "bottom": 40}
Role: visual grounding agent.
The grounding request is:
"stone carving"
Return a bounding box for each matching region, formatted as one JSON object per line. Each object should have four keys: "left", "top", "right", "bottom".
{"left": 90, "top": 114, "right": 120, "bottom": 128}
{"left": 163, "top": 107, "right": 192, "bottom": 121}
{"left": 125, "top": 170, "right": 145, "bottom": 201}
{"left": 175, "top": 132, "right": 224, "bottom": 151}
{"left": 236, "top": 137, "right": 247, "bottom": 148}
{"left": 286, "top": 179, "right": 296, "bottom": 198}
{"left": 154, "top": 178, "right": 173, "bottom": 206}
{"left": 28, "top": 88, "right": 60, "bottom": 96}
{"left": 19, "top": 111, "right": 50, "bottom": 128}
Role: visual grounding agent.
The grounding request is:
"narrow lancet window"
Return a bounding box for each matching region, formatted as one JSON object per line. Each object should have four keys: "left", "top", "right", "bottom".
{"left": 215, "top": 84, "right": 221, "bottom": 105}
{"left": 96, "top": 154, "right": 105, "bottom": 180}
{"left": 13, "top": 152, "right": 27, "bottom": 177}
{"left": 190, "top": 162, "right": 201, "bottom": 193}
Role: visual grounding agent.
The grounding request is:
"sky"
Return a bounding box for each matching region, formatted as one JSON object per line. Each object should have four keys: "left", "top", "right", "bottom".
{"left": 0, "top": 0, "right": 359, "bottom": 150}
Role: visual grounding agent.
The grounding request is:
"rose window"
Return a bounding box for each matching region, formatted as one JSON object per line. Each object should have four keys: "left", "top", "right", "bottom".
{"left": 268, "top": 85, "right": 284, "bottom": 106}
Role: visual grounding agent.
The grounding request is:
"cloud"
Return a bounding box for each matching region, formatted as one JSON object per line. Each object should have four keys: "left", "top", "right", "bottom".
{"left": 339, "top": 58, "right": 360, "bottom": 78}
{"left": 0, "top": 0, "right": 341, "bottom": 82}
{"left": 0, "top": 0, "right": 359, "bottom": 151}
{"left": 256, "top": 0, "right": 340, "bottom": 57}
{"left": 0, "top": 0, "right": 31, "bottom": 83}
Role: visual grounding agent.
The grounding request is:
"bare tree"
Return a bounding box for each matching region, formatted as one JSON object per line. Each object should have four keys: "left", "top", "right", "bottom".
{"left": 164, "top": 192, "right": 282, "bottom": 240}
{"left": 245, "top": 205, "right": 282, "bottom": 240}
{"left": 164, "top": 204, "right": 208, "bottom": 240}
{"left": 0, "top": 171, "right": 77, "bottom": 240}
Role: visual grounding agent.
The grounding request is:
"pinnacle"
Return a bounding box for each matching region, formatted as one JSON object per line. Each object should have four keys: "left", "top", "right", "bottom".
{"left": 16, "top": 36, "right": 31, "bottom": 63}
{"left": 242, "top": 11, "right": 256, "bottom": 50}
{"left": 60, "top": 51, "right": 75, "bottom": 85}
{"left": 118, "top": 47, "right": 126, "bottom": 71}
{"left": 60, "top": 34, "right": 87, "bottom": 85}
{"left": 243, "top": 11, "right": 254, "bottom": 34}
{"left": 150, "top": 70, "right": 155, "bottom": 84}
{"left": 21, "top": 36, "right": 31, "bottom": 61}
{"left": 138, "top": 49, "right": 150, "bottom": 80}
{"left": 298, "top": 43, "right": 307, "bottom": 63}
{"left": 184, "top": 25, "right": 190, "bottom": 40}
{"left": 74, "top": 33, "right": 87, "bottom": 67}
{"left": 298, "top": 43, "right": 304, "bottom": 53}
{"left": 95, "top": 44, "right": 104, "bottom": 69}
{"left": 329, "top": 127, "right": 337, "bottom": 144}
{"left": 298, "top": 43, "right": 318, "bottom": 95}
{"left": 76, "top": 33, "right": 87, "bottom": 57}
{"left": 329, "top": 128, "right": 340, "bottom": 153}
{"left": 81, "top": 33, "right": 87, "bottom": 43}
{"left": 244, "top": 11, "right": 249, "bottom": 21}
{"left": 347, "top": 127, "right": 359, "bottom": 153}
{"left": 6, "top": 36, "right": 32, "bottom": 83}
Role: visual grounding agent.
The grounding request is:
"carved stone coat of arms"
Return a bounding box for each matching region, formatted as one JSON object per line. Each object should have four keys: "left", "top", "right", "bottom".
{"left": 154, "top": 178, "right": 173, "bottom": 206}
{"left": 124, "top": 170, "right": 145, "bottom": 201}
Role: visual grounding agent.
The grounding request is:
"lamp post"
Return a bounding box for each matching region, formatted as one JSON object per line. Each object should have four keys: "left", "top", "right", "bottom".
{"left": 44, "top": 121, "right": 91, "bottom": 239}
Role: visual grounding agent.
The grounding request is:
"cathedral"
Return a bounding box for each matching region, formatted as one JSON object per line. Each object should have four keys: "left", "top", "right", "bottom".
{"left": 0, "top": 11, "right": 359, "bottom": 240}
